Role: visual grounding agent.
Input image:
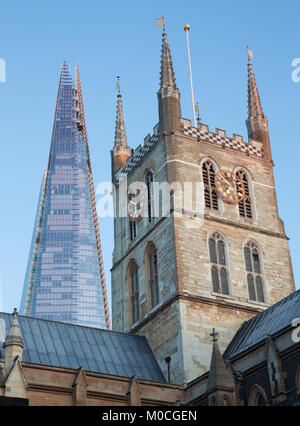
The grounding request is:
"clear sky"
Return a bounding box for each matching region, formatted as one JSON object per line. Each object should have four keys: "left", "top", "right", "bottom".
{"left": 0, "top": 0, "right": 299, "bottom": 313}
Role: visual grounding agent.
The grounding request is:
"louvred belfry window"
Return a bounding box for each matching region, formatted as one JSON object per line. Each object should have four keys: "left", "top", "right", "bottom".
{"left": 244, "top": 241, "right": 265, "bottom": 303}
{"left": 236, "top": 170, "right": 252, "bottom": 219}
{"left": 202, "top": 161, "right": 218, "bottom": 210}
{"left": 208, "top": 232, "right": 229, "bottom": 295}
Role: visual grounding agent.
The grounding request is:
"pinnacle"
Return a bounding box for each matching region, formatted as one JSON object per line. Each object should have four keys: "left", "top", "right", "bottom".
{"left": 3, "top": 309, "right": 24, "bottom": 349}
{"left": 207, "top": 330, "right": 233, "bottom": 393}
{"left": 159, "top": 30, "right": 177, "bottom": 91}
{"left": 114, "top": 81, "right": 128, "bottom": 148}
{"left": 247, "top": 58, "right": 264, "bottom": 119}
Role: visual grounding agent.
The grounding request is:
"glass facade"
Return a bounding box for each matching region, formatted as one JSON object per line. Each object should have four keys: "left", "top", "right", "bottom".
{"left": 20, "top": 62, "right": 109, "bottom": 329}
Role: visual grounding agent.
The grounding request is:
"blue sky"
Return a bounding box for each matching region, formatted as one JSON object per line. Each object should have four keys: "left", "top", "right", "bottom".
{"left": 0, "top": 0, "right": 299, "bottom": 313}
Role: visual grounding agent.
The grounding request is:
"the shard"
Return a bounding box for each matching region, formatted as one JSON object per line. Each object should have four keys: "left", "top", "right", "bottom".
{"left": 20, "top": 62, "right": 110, "bottom": 329}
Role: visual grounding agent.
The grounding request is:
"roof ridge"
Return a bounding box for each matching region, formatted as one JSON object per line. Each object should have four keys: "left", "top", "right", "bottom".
{"left": 0, "top": 311, "right": 147, "bottom": 340}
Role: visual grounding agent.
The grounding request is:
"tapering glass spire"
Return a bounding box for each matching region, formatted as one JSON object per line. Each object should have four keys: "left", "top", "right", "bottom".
{"left": 114, "top": 77, "right": 128, "bottom": 148}
{"left": 20, "top": 63, "right": 110, "bottom": 329}
{"left": 247, "top": 55, "right": 264, "bottom": 119}
{"left": 160, "top": 29, "right": 178, "bottom": 91}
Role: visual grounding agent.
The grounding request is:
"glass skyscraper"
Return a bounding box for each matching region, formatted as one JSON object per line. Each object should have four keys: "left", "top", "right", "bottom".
{"left": 20, "top": 62, "right": 110, "bottom": 329}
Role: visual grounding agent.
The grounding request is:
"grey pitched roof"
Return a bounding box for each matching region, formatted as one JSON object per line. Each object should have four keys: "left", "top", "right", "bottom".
{"left": 224, "top": 290, "right": 300, "bottom": 360}
{"left": 0, "top": 312, "right": 166, "bottom": 383}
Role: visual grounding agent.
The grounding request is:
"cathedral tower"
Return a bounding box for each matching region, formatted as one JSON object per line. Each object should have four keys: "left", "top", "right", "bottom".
{"left": 111, "top": 30, "right": 295, "bottom": 384}
{"left": 20, "top": 63, "right": 110, "bottom": 329}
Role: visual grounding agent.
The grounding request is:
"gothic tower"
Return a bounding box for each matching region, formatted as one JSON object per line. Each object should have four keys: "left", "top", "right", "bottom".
{"left": 111, "top": 30, "right": 295, "bottom": 384}
{"left": 20, "top": 63, "right": 110, "bottom": 329}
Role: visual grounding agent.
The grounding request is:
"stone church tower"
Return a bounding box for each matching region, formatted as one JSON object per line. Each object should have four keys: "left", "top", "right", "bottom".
{"left": 111, "top": 28, "right": 295, "bottom": 385}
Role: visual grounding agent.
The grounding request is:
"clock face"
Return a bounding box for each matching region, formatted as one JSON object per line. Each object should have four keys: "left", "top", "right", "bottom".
{"left": 128, "top": 189, "right": 145, "bottom": 222}
{"left": 214, "top": 170, "right": 245, "bottom": 204}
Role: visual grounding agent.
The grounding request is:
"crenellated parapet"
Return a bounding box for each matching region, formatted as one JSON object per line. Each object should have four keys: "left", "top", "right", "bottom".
{"left": 181, "top": 118, "right": 264, "bottom": 158}
{"left": 114, "top": 124, "right": 160, "bottom": 184}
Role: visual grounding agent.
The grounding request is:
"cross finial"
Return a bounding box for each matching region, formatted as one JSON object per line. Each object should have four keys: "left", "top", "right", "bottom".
{"left": 210, "top": 328, "right": 218, "bottom": 342}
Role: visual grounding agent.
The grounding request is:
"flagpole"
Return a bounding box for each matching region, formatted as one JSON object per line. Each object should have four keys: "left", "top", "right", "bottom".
{"left": 184, "top": 23, "right": 196, "bottom": 127}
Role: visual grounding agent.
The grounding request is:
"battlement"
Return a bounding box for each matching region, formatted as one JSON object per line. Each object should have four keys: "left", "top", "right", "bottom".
{"left": 180, "top": 118, "right": 264, "bottom": 158}
{"left": 114, "top": 118, "right": 265, "bottom": 184}
{"left": 114, "top": 123, "right": 160, "bottom": 183}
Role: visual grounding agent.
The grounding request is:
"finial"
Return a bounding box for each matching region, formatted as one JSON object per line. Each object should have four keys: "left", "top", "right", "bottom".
{"left": 116, "top": 76, "right": 121, "bottom": 96}
{"left": 156, "top": 16, "right": 166, "bottom": 34}
{"left": 210, "top": 328, "right": 218, "bottom": 342}
{"left": 13, "top": 308, "right": 18, "bottom": 318}
{"left": 184, "top": 22, "right": 190, "bottom": 31}
{"left": 247, "top": 45, "right": 253, "bottom": 62}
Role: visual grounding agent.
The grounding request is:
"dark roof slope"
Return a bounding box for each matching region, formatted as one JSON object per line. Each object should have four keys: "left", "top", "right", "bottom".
{"left": 0, "top": 313, "right": 166, "bottom": 383}
{"left": 224, "top": 290, "right": 300, "bottom": 360}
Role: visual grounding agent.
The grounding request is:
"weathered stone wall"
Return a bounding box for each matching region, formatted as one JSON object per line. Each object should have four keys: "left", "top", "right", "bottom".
{"left": 111, "top": 116, "right": 295, "bottom": 385}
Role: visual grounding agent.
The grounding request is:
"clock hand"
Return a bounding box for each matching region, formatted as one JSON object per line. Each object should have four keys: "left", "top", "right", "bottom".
{"left": 220, "top": 174, "right": 232, "bottom": 187}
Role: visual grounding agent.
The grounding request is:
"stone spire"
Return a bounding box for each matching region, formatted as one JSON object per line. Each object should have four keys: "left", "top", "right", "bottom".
{"left": 115, "top": 77, "right": 128, "bottom": 148}
{"left": 3, "top": 309, "right": 24, "bottom": 373}
{"left": 247, "top": 55, "right": 264, "bottom": 119}
{"left": 112, "top": 77, "right": 131, "bottom": 174}
{"left": 206, "top": 329, "right": 234, "bottom": 405}
{"left": 160, "top": 28, "right": 178, "bottom": 91}
{"left": 246, "top": 51, "right": 272, "bottom": 161}
{"left": 157, "top": 27, "right": 181, "bottom": 134}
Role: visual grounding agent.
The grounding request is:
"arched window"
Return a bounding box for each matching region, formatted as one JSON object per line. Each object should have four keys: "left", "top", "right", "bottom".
{"left": 209, "top": 233, "right": 229, "bottom": 295}
{"left": 146, "top": 171, "right": 153, "bottom": 223}
{"left": 244, "top": 241, "right": 265, "bottom": 303}
{"left": 248, "top": 385, "right": 268, "bottom": 406}
{"left": 236, "top": 170, "right": 252, "bottom": 219}
{"left": 128, "top": 261, "right": 140, "bottom": 324}
{"left": 147, "top": 244, "right": 159, "bottom": 308}
{"left": 256, "top": 393, "right": 267, "bottom": 406}
{"left": 202, "top": 161, "right": 218, "bottom": 211}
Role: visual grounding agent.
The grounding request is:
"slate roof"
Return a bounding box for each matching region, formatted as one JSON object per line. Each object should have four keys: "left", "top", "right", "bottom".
{"left": 224, "top": 290, "right": 300, "bottom": 360}
{"left": 0, "top": 312, "right": 166, "bottom": 383}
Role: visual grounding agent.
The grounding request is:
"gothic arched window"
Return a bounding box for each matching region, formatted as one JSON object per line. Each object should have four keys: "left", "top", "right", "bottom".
{"left": 147, "top": 244, "right": 159, "bottom": 308}
{"left": 202, "top": 161, "right": 218, "bottom": 211}
{"left": 209, "top": 232, "right": 229, "bottom": 295}
{"left": 244, "top": 241, "right": 265, "bottom": 303}
{"left": 236, "top": 170, "right": 252, "bottom": 219}
{"left": 248, "top": 385, "right": 268, "bottom": 406}
{"left": 128, "top": 261, "right": 140, "bottom": 324}
{"left": 146, "top": 171, "right": 153, "bottom": 222}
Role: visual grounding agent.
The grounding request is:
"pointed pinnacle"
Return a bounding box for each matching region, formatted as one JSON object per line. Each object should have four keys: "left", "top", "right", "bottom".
{"left": 160, "top": 30, "right": 177, "bottom": 91}
{"left": 247, "top": 58, "right": 264, "bottom": 119}
{"left": 3, "top": 310, "right": 24, "bottom": 349}
{"left": 114, "top": 80, "right": 128, "bottom": 148}
{"left": 207, "top": 337, "right": 232, "bottom": 393}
